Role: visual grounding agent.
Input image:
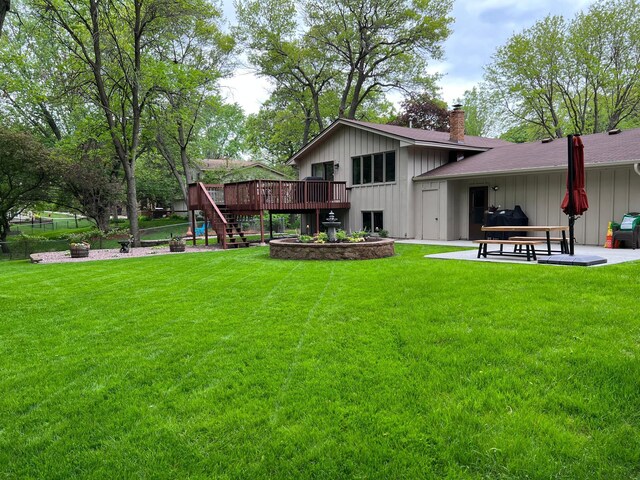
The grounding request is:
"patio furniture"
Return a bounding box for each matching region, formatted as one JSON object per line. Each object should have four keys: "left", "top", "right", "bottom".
{"left": 612, "top": 213, "right": 640, "bottom": 250}
{"left": 481, "top": 226, "right": 569, "bottom": 256}
{"left": 195, "top": 221, "right": 209, "bottom": 236}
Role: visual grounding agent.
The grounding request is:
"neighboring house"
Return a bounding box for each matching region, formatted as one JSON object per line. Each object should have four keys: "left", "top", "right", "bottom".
{"left": 196, "top": 159, "right": 292, "bottom": 183}
{"left": 287, "top": 110, "right": 640, "bottom": 246}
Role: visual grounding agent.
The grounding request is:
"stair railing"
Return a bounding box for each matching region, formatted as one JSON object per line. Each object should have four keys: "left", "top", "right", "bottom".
{"left": 191, "top": 182, "right": 228, "bottom": 249}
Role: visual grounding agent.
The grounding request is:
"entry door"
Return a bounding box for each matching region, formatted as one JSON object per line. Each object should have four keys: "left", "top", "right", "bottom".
{"left": 422, "top": 190, "right": 439, "bottom": 240}
{"left": 468, "top": 186, "right": 488, "bottom": 240}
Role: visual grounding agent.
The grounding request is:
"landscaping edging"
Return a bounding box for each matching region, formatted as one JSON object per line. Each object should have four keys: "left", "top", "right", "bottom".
{"left": 269, "top": 238, "right": 394, "bottom": 260}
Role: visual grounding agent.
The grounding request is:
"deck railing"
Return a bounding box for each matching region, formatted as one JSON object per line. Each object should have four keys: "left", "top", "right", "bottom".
{"left": 221, "top": 180, "right": 349, "bottom": 212}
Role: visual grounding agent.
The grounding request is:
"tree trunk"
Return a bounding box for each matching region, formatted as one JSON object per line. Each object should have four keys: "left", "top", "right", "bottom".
{"left": 123, "top": 162, "right": 140, "bottom": 246}
{"left": 0, "top": 0, "right": 9, "bottom": 35}
{"left": 0, "top": 216, "right": 10, "bottom": 254}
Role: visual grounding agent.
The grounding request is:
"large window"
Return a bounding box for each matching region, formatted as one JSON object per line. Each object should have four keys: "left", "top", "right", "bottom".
{"left": 362, "top": 211, "right": 384, "bottom": 232}
{"left": 352, "top": 151, "right": 396, "bottom": 185}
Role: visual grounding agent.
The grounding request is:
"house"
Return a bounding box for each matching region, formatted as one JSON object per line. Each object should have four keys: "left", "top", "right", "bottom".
{"left": 287, "top": 110, "right": 640, "bottom": 246}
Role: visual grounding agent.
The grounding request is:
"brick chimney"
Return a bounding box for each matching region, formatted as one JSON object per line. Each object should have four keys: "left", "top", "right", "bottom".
{"left": 450, "top": 104, "right": 465, "bottom": 143}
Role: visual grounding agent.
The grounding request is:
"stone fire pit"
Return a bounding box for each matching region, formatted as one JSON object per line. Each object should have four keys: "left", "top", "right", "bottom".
{"left": 269, "top": 237, "right": 394, "bottom": 260}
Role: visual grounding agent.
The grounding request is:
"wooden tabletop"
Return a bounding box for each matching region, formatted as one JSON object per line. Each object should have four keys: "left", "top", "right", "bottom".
{"left": 481, "top": 226, "right": 569, "bottom": 232}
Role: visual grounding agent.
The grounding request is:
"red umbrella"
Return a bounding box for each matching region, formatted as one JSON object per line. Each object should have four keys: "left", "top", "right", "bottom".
{"left": 561, "top": 135, "right": 588, "bottom": 216}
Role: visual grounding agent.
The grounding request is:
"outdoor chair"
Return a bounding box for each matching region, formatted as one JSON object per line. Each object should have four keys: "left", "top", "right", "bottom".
{"left": 612, "top": 213, "right": 640, "bottom": 249}
{"left": 195, "top": 221, "right": 209, "bottom": 236}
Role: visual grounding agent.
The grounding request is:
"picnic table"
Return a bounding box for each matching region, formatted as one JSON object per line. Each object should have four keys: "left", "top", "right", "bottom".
{"left": 479, "top": 226, "right": 570, "bottom": 258}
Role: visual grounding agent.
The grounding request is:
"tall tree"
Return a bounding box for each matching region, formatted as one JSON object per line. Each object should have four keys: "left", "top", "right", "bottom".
{"left": 0, "top": 128, "right": 54, "bottom": 253}
{"left": 485, "top": 0, "right": 640, "bottom": 140}
{"left": 149, "top": 6, "right": 235, "bottom": 207}
{"left": 31, "top": 0, "right": 222, "bottom": 246}
{"left": 305, "top": 0, "right": 452, "bottom": 119}
{"left": 485, "top": 15, "right": 567, "bottom": 139}
{"left": 236, "top": 0, "right": 336, "bottom": 144}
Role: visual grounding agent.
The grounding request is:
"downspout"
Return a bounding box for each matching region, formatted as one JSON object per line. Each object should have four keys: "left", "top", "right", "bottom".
{"left": 634, "top": 163, "right": 640, "bottom": 176}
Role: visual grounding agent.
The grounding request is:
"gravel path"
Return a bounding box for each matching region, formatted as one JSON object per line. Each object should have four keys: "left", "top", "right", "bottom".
{"left": 30, "top": 245, "right": 222, "bottom": 264}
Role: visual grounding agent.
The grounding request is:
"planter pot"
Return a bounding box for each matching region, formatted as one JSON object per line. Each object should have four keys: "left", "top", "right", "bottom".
{"left": 169, "top": 244, "right": 186, "bottom": 252}
{"left": 70, "top": 247, "right": 90, "bottom": 258}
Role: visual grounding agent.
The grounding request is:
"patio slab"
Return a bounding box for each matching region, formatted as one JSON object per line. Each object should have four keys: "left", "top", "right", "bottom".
{"left": 396, "top": 239, "right": 640, "bottom": 267}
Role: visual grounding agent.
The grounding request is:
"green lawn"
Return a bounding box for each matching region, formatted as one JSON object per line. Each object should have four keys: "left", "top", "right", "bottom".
{"left": 1, "top": 244, "right": 639, "bottom": 479}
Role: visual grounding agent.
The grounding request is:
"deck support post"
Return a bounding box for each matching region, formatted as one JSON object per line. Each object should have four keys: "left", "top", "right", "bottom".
{"left": 316, "top": 209, "right": 320, "bottom": 235}
{"left": 260, "top": 210, "right": 265, "bottom": 245}
{"left": 190, "top": 210, "right": 197, "bottom": 246}
{"left": 269, "top": 212, "right": 274, "bottom": 239}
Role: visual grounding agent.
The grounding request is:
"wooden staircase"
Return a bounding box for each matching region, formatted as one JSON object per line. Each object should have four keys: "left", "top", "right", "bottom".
{"left": 188, "top": 183, "right": 250, "bottom": 249}
{"left": 217, "top": 206, "right": 250, "bottom": 249}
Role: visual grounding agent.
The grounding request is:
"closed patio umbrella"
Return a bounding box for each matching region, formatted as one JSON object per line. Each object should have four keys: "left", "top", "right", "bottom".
{"left": 561, "top": 134, "right": 588, "bottom": 255}
{"left": 561, "top": 135, "right": 588, "bottom": 216}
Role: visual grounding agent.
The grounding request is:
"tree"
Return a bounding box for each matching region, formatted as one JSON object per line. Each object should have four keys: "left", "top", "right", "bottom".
{"left": 55, "top": 136, "right": 124, "bottom": 232}
{"left": 484, "top": 0, "right": 640, "bottom": 141}
{"left": 0, "top": 0, "right": 9, "bottom": 35}
{"left": 305, "top": 0, "right": 453, "bottom": 119}
{"left": 236, "top": 0, "right": 337, "bottom": 144}
{"left": 149, "top": 6, "right": 235, "bottom": 207}
{"left": 485, "top": 15, "right": 567, "bottom": 139}
{"left": 389, "top": 93, "right": 449, "bottom": 131}
{"left": 0, "top": 7, "right": 72, "bottom": 143}
{"left": 31, "top": 0, "right": 224, "bottom": 246}
{"left": 198, "top": 100, "right": 247, "bottom": 159}
{"left": 0, "top": 128, "right": 54, "bottom": 252}
{"left": 237, "top": 0, "right": 452, "bottom": 154}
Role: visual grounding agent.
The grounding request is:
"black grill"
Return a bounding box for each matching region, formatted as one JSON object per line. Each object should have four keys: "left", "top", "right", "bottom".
{"left": 484, "top": 205, "right": 528, "bottom": 239}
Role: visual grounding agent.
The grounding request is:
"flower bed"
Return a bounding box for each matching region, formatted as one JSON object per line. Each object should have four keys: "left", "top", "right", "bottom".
{"left": 269, "top": 237, "right": 394, "bottom": 260}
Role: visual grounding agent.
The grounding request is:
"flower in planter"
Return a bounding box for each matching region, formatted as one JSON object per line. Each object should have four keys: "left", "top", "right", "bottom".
{"left": 169, "top": 235, "right": 186, "bottom": 252}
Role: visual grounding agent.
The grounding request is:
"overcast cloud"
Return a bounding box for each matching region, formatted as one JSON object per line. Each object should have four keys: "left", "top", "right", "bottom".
{"left": 219, "top": 0, "right": 595, "bottom": 114}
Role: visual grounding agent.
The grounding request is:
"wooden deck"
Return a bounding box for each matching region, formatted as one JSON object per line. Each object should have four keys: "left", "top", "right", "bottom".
{"left": 190, "top": 180, "right": 350, "bottom": 214}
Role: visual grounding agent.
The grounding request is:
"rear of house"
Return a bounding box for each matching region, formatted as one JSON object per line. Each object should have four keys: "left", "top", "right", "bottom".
{"left": 288, "top": 113, "right": 640, "bottom": 246}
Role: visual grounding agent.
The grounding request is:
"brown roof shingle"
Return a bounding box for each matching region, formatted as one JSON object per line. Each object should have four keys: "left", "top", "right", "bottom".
{"left": 417, "top": 128, "right": 640, "bottom": 180}
{"left": 344, "top": 119, "right": 512, "bottom": 149}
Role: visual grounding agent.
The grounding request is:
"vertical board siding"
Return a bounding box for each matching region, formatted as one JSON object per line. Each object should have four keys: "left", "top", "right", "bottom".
{"left": 447, "top": 166, "right": 639, "bottom": 244}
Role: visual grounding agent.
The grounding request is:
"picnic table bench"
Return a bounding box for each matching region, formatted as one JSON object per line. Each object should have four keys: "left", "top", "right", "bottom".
{"left": 481, "top": 226, "right": 569, "bottom": 256}
{"left": 474, "top": 239, "right": 545, "bottom": 261}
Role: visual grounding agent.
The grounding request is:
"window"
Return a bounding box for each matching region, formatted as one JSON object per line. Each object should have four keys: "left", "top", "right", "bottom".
{"left": 352, "top": 157, "right": 361, "bottom": 185}
{"left": 311, "top": 161, "right": 334, "bottom": 180}
{"left": 362, "top": 155, "right": 372, "bottom": 183}
{"left": 373, "top": 154, "right": 384, "bottom": 183}
{"left": 351, "top": 151, "right": 396, "bottom": 185}
{"left": 385, "top": 151, "right": 395, "bottom": 182}
{"left": 362, "top": 211, "right": 383, "bottom": 232}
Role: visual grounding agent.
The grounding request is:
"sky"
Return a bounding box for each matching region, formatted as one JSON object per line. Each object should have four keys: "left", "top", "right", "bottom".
{"left": 218, "top": 0, "right": 594, "bottom": 115}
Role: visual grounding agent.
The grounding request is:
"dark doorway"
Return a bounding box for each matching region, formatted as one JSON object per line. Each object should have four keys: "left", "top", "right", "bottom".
{"left": 468, "top": 186, "right": 488, "bottom": 240}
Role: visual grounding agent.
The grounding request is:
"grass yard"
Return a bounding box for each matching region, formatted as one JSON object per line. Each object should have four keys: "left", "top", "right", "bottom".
{"left": 1, "top": 244, "right": 639, "bottom": 479}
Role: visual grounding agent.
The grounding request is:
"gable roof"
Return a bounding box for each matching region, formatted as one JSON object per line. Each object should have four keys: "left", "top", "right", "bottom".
{"left": 198, "top": 159, "right": 287, "bottom": 178}
{"left": 416, "top": 128, "right": 640, "bottom": 180}
{"left": 287, "top": 118, "right": 511, "bottom": 165}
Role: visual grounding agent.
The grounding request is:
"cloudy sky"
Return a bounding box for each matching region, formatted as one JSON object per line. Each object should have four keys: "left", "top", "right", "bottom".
{"left": 219, "top": 0, "right": 594, "bottom": 114}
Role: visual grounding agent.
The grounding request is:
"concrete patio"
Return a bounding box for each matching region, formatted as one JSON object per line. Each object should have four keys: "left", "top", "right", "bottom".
{"left": 397, "top": 239, "right": 640, "bottom": 267}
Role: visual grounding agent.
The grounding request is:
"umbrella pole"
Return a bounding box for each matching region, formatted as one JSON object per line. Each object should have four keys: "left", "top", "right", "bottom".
{"left": 567, "top": 135, "right": 575, "bottom": 256}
